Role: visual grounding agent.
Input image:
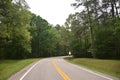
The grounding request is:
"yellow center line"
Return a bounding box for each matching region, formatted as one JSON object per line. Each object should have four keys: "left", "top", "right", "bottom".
{"left": 52, "top": 59, "right": 71, "bottom": 80}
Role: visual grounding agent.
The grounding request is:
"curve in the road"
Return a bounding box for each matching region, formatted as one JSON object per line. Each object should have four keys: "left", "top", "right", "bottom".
{"left": 14, "top": 57, "right": 119, "bottom": 80}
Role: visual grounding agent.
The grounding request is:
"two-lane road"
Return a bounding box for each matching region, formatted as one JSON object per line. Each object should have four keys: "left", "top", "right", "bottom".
{"left": 9, "top": 57, "right": 119, "bottom": 80}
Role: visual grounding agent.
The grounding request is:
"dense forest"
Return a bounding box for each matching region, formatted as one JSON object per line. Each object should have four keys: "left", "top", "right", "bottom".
{"left": 66, "top": 0, "right": 120, "bottom": 59}
{"left": 0, "top": 0, "right": 120, "bottom": 59}
{"left": 0, "top": 0, "right": 69, "bottom": 59}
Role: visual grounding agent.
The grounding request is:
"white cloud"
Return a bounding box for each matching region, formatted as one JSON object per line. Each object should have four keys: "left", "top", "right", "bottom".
{"left": 26, "top": 0, "right": 75, "bottom": 25}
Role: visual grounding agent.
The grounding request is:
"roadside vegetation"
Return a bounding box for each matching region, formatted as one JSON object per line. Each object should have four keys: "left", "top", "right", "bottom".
{"left": 66, "top": 58, "right": 120, "bottom": 78}
{"left": 0, "top": 59, "right": 39, "bottom": 80}
{"left": 0, "top": 0, "right": 120, "bottom": 79}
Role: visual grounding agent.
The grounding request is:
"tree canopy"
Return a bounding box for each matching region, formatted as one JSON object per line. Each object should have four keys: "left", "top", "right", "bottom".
{"left": 65, "top": 0, "right": 120, "bottom": 59}
{"left": 0, "top": 0, "right": 120, "bottom": 59}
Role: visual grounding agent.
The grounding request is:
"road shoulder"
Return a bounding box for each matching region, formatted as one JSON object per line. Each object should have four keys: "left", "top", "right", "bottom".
{"left": 8, "top": 60, "right": 40, "bottom": 80}
{"left": 64, "top": 58, "right": 120, "bottom": 80}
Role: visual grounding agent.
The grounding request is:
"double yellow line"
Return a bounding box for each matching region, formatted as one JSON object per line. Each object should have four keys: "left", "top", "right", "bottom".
{"left": 52, "top": 59, "right": 71, "bottom": 80}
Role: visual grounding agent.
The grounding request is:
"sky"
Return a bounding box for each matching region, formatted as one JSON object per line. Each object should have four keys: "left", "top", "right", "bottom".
{"left": 25, "top": 0, "right": 75, "bottom": 26}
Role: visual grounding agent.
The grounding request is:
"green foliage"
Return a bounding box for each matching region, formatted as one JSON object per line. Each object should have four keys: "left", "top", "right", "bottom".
{"left": 0, "top": 0, "right": 31, "bottom": 59}
{"left": 0, "top": 0, "right": 63, "bottom": 58}
{"left": 70, "top": 38, "right": 92, "bottom": 58}
{"left": 0, "top": 0, "right": 120, "bottom": 59}
{"left": 94, "top": 18, "right": 120, "bottom": 59}
{"left": 65, "top": 0, "right": 120, "bottom": 59}
{"left": 30, "top": 15, "right": 62, "bottom": 57}
{"left": 95, "top": 29, "right": 115, "bottom": 59}
{"left": 65, "top": 13, "right": 92, "bottom": 58}
{"left": 57, "top": 26, "right": 71, "bottom": 55}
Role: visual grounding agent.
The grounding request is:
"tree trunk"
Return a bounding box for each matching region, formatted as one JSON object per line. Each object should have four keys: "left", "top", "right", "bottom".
{"left": 86, "top": 0, "right": 96, "bottom": 58}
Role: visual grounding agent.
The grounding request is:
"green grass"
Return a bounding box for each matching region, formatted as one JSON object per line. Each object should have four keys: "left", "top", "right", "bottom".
{"left": 0, "top": 58, "right": 40, "bottom": 80}
{"left": 65, "top": 58, "right": 120, "bottom": 78}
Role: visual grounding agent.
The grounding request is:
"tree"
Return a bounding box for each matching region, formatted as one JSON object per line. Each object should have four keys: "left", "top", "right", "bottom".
{"left": 69, "top": 0, "right": 120, "bottom": 59}
{"left": 30, "top": 14, "right": 63, "bottom": 57}
{"left": 65, "top": 13, "right": 92, "bottom": 58}
{"left": 0, "top": 0, "right": 32, "bottom": 59}
{"left": 71, "top": 0, "right": 100, "bottom": 58}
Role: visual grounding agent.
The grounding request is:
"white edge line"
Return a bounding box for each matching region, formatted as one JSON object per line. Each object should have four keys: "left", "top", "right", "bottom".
{"left": 64, "top": 60, "right": 113, "bottom": 80}
{"left": 19, "top": 61, "right": 40, "bottom": 80}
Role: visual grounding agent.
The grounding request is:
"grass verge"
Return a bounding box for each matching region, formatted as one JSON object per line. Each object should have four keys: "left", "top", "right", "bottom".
{"left": 0, "top": 58, "right": 40, "bottom": 80}
{"left": 65, "top": 58, "right": 120, "bottom": 78}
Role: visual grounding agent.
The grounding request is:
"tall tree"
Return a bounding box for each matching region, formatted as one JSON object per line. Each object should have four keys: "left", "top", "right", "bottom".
{"left": 0, "top": 0, "right": 32, "bottom": 59}
{"left": 72, "top": 0, "right": 99, "bottom": 57}
{"left": 69, "top": 0, "right": 120, "bottom": 59}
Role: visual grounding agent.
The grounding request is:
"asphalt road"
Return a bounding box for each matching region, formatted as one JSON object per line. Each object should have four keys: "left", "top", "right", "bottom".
{"left": 9, "top": 56, "right": 119, "bottom": 80}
